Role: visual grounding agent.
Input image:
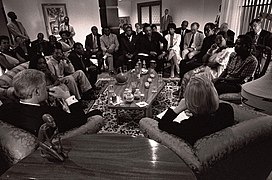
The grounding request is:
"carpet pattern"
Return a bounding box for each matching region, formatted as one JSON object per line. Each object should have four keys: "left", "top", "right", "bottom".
{"left": 88, "top": 79, "right": 180, "bottom": 137}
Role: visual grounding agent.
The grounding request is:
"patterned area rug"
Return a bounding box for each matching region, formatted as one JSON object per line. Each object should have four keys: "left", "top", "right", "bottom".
{"left": 87, "top": 79, "right": 180, "bottom": 137}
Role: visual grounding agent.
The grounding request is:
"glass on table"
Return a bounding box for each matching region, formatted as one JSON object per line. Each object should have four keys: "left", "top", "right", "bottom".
{"left": 158, "top": 73, "right": 163, "bottom": 83}
{"left": 123, "top": 65, "right": 127, "bottom": 73}
{"left": 140, "top": 93, "right": 145, "bottom": 102}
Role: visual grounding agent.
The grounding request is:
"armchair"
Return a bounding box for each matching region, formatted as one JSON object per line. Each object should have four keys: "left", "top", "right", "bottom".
{"left": 140, "top": 102, "right": 272, "bottom": 180}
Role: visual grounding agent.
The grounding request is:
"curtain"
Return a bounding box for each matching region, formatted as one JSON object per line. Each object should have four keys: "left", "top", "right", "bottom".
{"left": 220, "top": 0, "right": 244, "bottom": 38}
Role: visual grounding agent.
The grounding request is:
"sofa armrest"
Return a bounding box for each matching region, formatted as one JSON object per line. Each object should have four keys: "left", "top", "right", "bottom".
{"left": 58, "top": 115, "right": 104, "bottom": 140}
{"left": 139, "top": 118, "right": 202, "bottom": 173}
{"left": 194, "top": 116, "right": 272, "bottom": 170}
{"left": 0, "top": 120, "right": 38, "bottom": 173}
{"left": 221, "top": 101, "right": 269, "bottom": 122}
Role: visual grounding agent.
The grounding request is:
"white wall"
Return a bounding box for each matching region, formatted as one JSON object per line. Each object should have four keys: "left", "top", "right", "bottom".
{"left": 118, "top": 0, "right": 132, "bottom": 17}
{"left": 3, "top": 0, "right": 101, "bottom": 44}
{"left": 130, "top": 0, "right": 221, "bottom": 31}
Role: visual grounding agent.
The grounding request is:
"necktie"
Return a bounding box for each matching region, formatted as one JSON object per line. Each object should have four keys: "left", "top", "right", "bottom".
{"left": 93, "top": 35, "right": 97, "bottom": 49}
{"left": 189, "top": 33, "right": 195, "bottom": 48}
{"left": 80, "top": 56, "right": 85, "bottom": 70}
{"left": 253, "top": 33, "right": 259, "bottom": 45}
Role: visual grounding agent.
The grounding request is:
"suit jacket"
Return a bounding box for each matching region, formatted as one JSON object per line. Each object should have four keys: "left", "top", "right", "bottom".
{"left": 85, "top": 33, "right": 102, "bottom": 51}
{"left": 175, "top": 28, "right": 191, "bottom": 50}
{"left": 160, "top": 15, "right": 173, "bottom": 31}
{"left": 0, "top": 102, "right": 87, "bottom": 136}
{"left": 184, "top": 32, "right": 204, "bottom": 51}
{"left": 158, "top": 103, "right": 234, "bottom": 145}
{"left": 68, "top": 51, "right": 93, "bottom": 73}
{"left": 246, "top": 29, "right": 272, "bottom": 48}
{"left": 119, "top": 34, "right": 138, "bottom": 56}
{"left": 7, "top": 21, "right": 29, "bottom": 40}
{"left": 136, "top": 32, "right": 168, "bottom": 55}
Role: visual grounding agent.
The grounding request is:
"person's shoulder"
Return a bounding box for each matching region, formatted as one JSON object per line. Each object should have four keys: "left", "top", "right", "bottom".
{"left": 218, "top": 103, "right": 234, "bottom": 114}
{"left": 86, "top": 33, "right": 92, "bottom": 38}
{"left": 261, "top": 29, "right": 271, "bottom": 36}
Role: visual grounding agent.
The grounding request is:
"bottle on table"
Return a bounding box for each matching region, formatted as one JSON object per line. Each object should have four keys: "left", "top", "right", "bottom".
{"left": 134, "top": 89, "right": 141, "bottom": 100}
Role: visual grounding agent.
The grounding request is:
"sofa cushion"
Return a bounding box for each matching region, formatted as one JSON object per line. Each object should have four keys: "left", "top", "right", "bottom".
{"left": 0, "top": 62, "right": 29, "bottom": 88}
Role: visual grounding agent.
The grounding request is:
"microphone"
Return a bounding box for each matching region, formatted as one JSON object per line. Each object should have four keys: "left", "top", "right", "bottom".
{"left": 42, "top": 114, "right": 56, "bottom": 128}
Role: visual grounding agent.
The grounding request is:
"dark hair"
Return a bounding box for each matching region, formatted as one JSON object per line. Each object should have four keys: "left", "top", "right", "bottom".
{"left": 217, "top": 31, "right": 225, "bottom": 36}
{"left": 54, "top": 42, "right": 63, "bottom": 52}
{"left": 151, "top": 24, "right": 157, "bottom": 29}
{"left": 167, "top": 23, "right": 176, "bottom": 31}
{"left": 191, "top": 22, "right": 200, "bottom": 28}
{"left": 0, "top": 35, "right": 9, "bottom": 44}
{"left": 238, "top": 35, "right": 253, "bottom": 49}
{"left": 59, "top": 30, "right": 71, "bottom": 37}
{"left": 142, "top": 23, "right": 151, "bottom": 30}
{"left": 125, "top": 26, "right": 132, "bottom": 31}
{"left": 73, "top": 42, "right": 83, "bottom": 49}
{"left": 250, "top": 18, "right": 261, "bottom": 26}
{"left": 29, "top": 54, "right": 46, "bottom": 70}
{"left": 204, "top": 22, "right": 215, "bottom": 31}
{"left": 91, "top": 26, "right": 98, "bottom": 31}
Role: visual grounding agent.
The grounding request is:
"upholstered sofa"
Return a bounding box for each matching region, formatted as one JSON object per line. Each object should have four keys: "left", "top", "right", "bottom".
{"left": 140, "top": 102, "right": 272, "bottom": 180}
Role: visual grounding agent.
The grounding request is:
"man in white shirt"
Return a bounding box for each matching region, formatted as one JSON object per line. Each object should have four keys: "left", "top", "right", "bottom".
{"left": 59, "top": 16, "right": 75, "bottom": 41}
{"left": 46, "top": 45, "right": 96, "bottom": 100}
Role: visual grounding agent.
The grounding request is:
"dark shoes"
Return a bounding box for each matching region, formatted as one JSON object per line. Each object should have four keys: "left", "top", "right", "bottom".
{"left": 81, "top": 89, "right": 98, "bottom": 100}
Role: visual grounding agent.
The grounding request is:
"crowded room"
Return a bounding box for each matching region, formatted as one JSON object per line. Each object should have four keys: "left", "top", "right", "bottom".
{"left": 0, "top": 0, "right": 272, "bottom": 179}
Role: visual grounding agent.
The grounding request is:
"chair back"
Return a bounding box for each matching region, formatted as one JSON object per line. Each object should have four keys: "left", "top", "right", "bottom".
{"left": 254, "top": 45, "right": 271, "bottom": 79}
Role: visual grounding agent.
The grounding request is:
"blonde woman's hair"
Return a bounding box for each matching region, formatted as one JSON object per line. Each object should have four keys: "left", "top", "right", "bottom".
{"left": 184, "top": 75, "right": 219, "bottom": 115}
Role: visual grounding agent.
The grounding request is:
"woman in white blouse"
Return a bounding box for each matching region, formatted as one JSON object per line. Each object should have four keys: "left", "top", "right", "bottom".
{"left": 164, "top": 23, "right": 181, "bottom": 78}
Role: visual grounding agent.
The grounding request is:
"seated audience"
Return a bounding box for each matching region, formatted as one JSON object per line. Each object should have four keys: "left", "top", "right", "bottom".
{"left": 46, "top": 45, "right": 96, "bottom": 100}
{"left": 85, "top": 26, "right": 103, "bottom": 72}
{"left": 135, "top": 23, "right": 143, "bottom": 36}
{"left": 31, "top": 33, "right": 50, "bottom": 56}
{"left": 14, "top": 36, "right": 30, "bottom": 63}
{"left": 59, "top": 16, "right": 75, "bottom": 42}
{"left": 182, "top": 22, "right": 204, "bottom": 60}
{"left": 0, "top": 35, "right": 19, "bottom": 71}
{"left": 181, "top": 34, "right": 234, "bottom": 95}
{"left": 68, "top": 42, "right": 99, "bottom": 90}
{"left": 164, "top": 23, "right": 181, "bottom": 77}
{"left": 58, "top": 30, "right": 74, "bottom": 56}
{"left": 175, "top": 20, "right": 191, "bottom": 51}
{"left": 219, "top": 23, "right": 235, "bottom": 47}
{"left": 0, "top": 69, "right": 102, "bottom": 136}
{"left": 179, "top": 23, "right": 217, "bottom": 81}
{"left": 136, "top": 23, "right": 168, "bottom": 72}
{"left": 214, "top": 35, "right": 258, "bottom": 94}
{"left": 118, "top": 26, "right": 138, "bottom": 69}
{"left": 159, "top": 75, "right": 234, "bottom": 146}
{"left": 100, "top": 26, "right": 119, "bottom": 74}
{"left": 7, "top": 11, "right": 29, "bottom": 42}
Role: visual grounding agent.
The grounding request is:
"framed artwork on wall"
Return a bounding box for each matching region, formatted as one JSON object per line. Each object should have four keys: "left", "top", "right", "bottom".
{"left": 119, "top": 16, "right": 130, "bottom": 29}
{"left": 42, "top": 3, "right": 68, "bottom": 38}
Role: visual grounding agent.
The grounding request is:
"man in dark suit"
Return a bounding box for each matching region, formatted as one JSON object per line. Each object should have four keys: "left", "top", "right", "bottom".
{"left": 31, "top": 33, "right": 50, "bottom": 56}
{"left": 118, "top": 26, "right": 138, "bottom": 69}
{"left": 219, "top": 23, "right": 235, "bottom": 47}
{"left": 85, "top": 26, "right": 103, "bottom": 73}
{"left": 136, "top": 23, "right": 168, "bottom": 72}
{"left": 176, "top": 20, "right": 191, "bottom": 51}
{"left": 160, "top": 9, "right": 173, "bottom": 33}
{"left": 0, "top": 69, "right": 101, "bottom": 136}
{"left": 68, "top": 42, "right": 99, "bottom": 90}
{"left": 246, "top": 18, "right": 272, "bottom": 60}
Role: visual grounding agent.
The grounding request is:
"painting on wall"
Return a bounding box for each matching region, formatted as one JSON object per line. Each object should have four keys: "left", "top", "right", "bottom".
{"left": 119, "top": 16, "right": 130, "bottom": 29}
{"left": 42, "top": 3, "right": 68, "bottom": 38}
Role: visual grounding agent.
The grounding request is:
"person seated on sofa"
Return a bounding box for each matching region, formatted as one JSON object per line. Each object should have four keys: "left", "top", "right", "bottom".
{"left": 14, "top": 36, "right": 30, "bottom": 63}
{"left": 46, "top": 44, "right": 96, "bottom": 100}
{"left": 159, "top": 75, "right": 234, "bottom": 145}
{"left": 0, "top": 35, "right": 19, "bottom": 71}
{"left": 0, "top": 69, "right": 102, "bottom": 136}
{"left": 180, "top": 34, "right": 234, "bottom": 95}
{"left": 68, "top": 42, "right": 99, "bottom": 90}
{"left": 213, "top": 35, "right": 258, "bottom": 95}
{"left": 164, "top": 23, "right": 181, "bottom": 78}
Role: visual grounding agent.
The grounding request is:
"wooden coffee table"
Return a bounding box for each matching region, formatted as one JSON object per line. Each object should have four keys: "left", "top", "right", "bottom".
{"left": 1, "top": 134, "right": 197, "bottom": 180}
{"left": 107, "top": 71, "right": 165, "bottom": 117}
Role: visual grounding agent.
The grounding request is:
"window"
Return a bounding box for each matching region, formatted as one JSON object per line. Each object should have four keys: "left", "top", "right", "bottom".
{"left": 137, "top": 1, "right": 161, "bottom": 31}
{"left": 240, "top": 0, "right": 272, "bottom": 34}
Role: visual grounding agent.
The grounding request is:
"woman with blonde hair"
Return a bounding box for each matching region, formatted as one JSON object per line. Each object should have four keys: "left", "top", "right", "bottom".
{"left": 159, "top": 75, "right": 234, "bottom": 145}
